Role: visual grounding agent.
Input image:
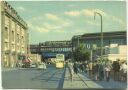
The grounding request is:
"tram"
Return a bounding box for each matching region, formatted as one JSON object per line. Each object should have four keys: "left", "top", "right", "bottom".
{"left": 55, "top": 54, "right": 65, "bottom": 68}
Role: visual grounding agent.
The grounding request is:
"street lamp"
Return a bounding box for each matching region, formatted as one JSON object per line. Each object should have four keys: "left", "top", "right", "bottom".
{"left": 94, "top": 12, "right": 103, "bottom": 60}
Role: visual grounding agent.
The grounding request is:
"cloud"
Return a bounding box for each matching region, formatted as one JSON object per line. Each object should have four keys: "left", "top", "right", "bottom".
{"left": 111, "top": 16, "right": 125, "bottom": 25}
{"left": 45, "top": 13, "right": 59, "bottom": 21}
{"left": 82, "top": 9, "right": 107, "bottom": 17}
{"left": 67, "top": 4, "right": 76, "bottom": 8}
{"left": 54, "top": 29, "right": 65, "bottom": 33}
{"left": 41, "top": 20, "right": 72, "bottom": 32}
{"left": 82, "top": 9, "right": 125, "bottom": 27}
{"left": 64, "top": 11, "right": 81, "bottom": 16}
{"left": 28, "top": 20, "right": 72, "bottom": 33}
{"left": 82, "top": 9, "right": 94, "bottom": 16}
{"left": 17, "top": 6, "right": 26, "bottom": 12}
{"left": 36, "top": 26, "right": 50, "bottom": 33}
{"left": 65, "top": 9, "right": 107, "bottom": 17}
{"left": 86, "top": 20, "right": 100, "bottom": 26}
{"left": 64, "top": 8, "right": 125, "bottom": 28}
{"left": 27, "top": 12, "right": 73, "bottom": 34}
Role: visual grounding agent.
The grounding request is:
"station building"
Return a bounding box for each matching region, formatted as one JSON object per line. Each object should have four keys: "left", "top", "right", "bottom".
{"left": 72, "top": 31, "right": 126, "bottom": 49}
{"left": 71, "top": 31, "right": 127, "bottom": 62}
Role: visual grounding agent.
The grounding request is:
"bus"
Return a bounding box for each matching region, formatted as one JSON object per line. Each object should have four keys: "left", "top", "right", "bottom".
{"left": 55, "top": 54, "right": 65, "bottom": 68}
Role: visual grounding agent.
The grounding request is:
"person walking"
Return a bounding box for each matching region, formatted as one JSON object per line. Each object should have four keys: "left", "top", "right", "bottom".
{"left": 84, "top": 62, "right": 87, "bottom": 73}
{"left": 68, "top": 62, "right": 74, "bottom": 82}
{"left": 80, "top": 63, "right": 85, "bottom": 73}
{"left": 105, "top": 64, "right": 111, "bottom": 82}
{"left": 99, "top": 63, "right": 104, "bottom": 81}
{"left": 94, "top": 62, "right": 99, "bottom": 80}
{"left": 112, "top": 60, "right": 120, "bottom": 81}
{"left": 73, "top": 62, "right": 78, "bottom": 74}
{"left": 88, "top": 62, "right": 93, "bottom": 79}
{"left": 120, "top": 62, "right": 127, "bottom": 82}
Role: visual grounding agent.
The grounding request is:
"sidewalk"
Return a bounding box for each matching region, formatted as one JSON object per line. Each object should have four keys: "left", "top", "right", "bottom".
{"left": 63, "top": 68, "right": 127, "bottom": 89}
{"left": 2, "top": 68, "right": 18, "bottom": 72}
{"left": 63, "top": 68, "right": 103, "bottom": 89}
{"left": 80, "top": 71, "right": 127, "bottom": 89}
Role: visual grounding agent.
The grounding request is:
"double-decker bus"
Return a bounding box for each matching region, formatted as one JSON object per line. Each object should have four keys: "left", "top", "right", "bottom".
{"left": 55, "top": 54, "right": 65, "bottom": 68}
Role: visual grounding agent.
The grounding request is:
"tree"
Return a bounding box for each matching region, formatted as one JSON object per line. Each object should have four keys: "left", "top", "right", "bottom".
{"left": 73, "top": 44, "right": 90, "bottom": 62}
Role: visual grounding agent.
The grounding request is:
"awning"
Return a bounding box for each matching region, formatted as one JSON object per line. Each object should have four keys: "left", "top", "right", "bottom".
{"left": 22, "top": 59, "right": 31, "bottom": 63}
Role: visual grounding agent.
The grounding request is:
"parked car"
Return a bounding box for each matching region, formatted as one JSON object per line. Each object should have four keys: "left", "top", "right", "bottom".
{"left": 38, "top": 63, "right": 46, "bottom": 70}
{"left": 30, "top": 64, "right": 36, "bottom": 68}
{"left": 43, "top": 63, "right": 46, "bottom": 69}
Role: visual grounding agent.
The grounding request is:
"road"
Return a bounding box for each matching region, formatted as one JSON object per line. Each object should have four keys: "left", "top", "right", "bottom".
{"left": 2, "top": 64, "right": 65, "bottom": 89}
{"left": 2, "top": 65, "right": 127, "bottom": 89}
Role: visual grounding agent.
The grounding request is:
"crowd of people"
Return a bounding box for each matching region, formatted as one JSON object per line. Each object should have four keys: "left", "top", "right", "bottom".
{"left": 66, "top": 59, "right": 127, "bottom": 82}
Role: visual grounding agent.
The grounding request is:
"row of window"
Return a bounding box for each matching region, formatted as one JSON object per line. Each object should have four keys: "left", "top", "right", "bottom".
{"left": 4, "top": 42, "right": 25, "bottom": 51}
{"left": 4, "top": 15, "right": 25, "bottom": 42}
{"left": 40, "top": 48, "right": 72, "bottom": 52}
{"left": 4, "top": 15, "right": 25, "bottom": 51}
{"left": 76, "top": 39, "right": 126, "bottom": 49}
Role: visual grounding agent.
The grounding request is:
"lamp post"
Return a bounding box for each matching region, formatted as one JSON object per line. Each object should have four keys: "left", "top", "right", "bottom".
{"left": 94, "top": 12, "right": 103, "bottom": 60}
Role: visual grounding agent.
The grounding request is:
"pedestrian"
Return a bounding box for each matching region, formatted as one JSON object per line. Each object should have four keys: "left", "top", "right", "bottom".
{"left": 73, "top": 62, "right": 78, "bottom": 74}
{"left": 84, "top": 62, "right": 87, "bottom": 73}
{"left": 112, "top": 60, "right": 120, "bottom": 81}
{"left": 94, "top": 62, "right": 99, "bottom": 80}
{"left": 105, "top": 64, "right": 111, "bottom": 82}
{"left": 120, "top": 61, "right": 127, "bottom": 82}
{"left": 88, "top": 62, "right": 93, "bottom": 79}
{"left": 99, "top": 63, "right": 104, "bottom": 81}
{"left": 65, "top": 61, "right": 68, "bottom": 68}
{"left": 77, "top": 62, "right": 81, "bottom": 73}
{"left": 68, "top": 62, "right": 74, "bottom": 82}
{"left": 79, "top": 63, "right": 84, "bottom": 73}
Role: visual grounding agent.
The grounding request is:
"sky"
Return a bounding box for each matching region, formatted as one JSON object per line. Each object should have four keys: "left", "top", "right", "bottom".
{"left": 8, "top": 1, "right": 127, "bottom": 44}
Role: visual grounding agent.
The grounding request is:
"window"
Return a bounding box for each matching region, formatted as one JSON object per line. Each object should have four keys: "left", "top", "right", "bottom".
{"left": 4, "top": 42, "right": 8, "bottom": 50}
{"left": 17, "top": 33, "right": 20, "bottom": 43}
{"left": 5, "top": 16, "right": 9, "bottom": 26}
{"left": 12, "top": 44, "right": 15, "bottom": 50}
{"left": 5, "top": 27, "right": 8, "bottom": 40}
{"left": 22, "top": 47, "right": 24, "bottom": 51}
{"left": 12, "top": 31, "right": 14, "bottom": 42}
{"left": 12, "top": 20, "right": 15, "bottom": 30}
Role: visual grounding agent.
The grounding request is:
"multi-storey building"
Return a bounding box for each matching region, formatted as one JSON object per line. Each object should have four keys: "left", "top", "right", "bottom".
{"left": 30, "top": 44, "right": 40, "bottom": 54}
{"left": 104, "top": 44, "right": 127, "bottom": 62}
{"left": 72, "top": 31, "right": 127, "bottom": 61}
{"left": 72, "top": 31, "right": 126, "bottom": 49}
{"left": 29, "top": 54, "right": 41, "bottom": 64}
{"left": 1, "top": 1, "right": 28, "bottom": 68}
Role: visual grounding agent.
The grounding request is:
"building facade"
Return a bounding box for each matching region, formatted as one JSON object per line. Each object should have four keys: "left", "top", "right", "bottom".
{"left": 29, "top": 54, "right": 41, "bottom": 64}
{"left": 1, "top": 1, "right": 28, "bottom": 68}
{"left": 72, "top": 31, "right": 126, "bottom": 49}
{"left": 104, "top": 45, "right": 127, "bottom": 62}
{"left": 30, "top": 44, "right": 39, "bottom": 54}
{"left": 72, "top": 31, "right": 127, "bottom": 62}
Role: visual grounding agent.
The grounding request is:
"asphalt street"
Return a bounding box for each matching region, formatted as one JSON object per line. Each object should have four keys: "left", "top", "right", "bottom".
{"left": 2, "top": 65, "right": 65, "bottom": 89}
{"left": 2, "top": 65, "right": 127, "bottom": 89}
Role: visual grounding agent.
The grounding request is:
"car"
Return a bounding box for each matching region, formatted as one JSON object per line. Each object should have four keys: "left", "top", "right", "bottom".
{"left": 43, "top": 63, "right": 46, "bottom": 69}
{"left": 38, "top": 63, "right": 47, "bottom": 69}
{"left": 30, "top": 64, "right": 36, "bottom": 68}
